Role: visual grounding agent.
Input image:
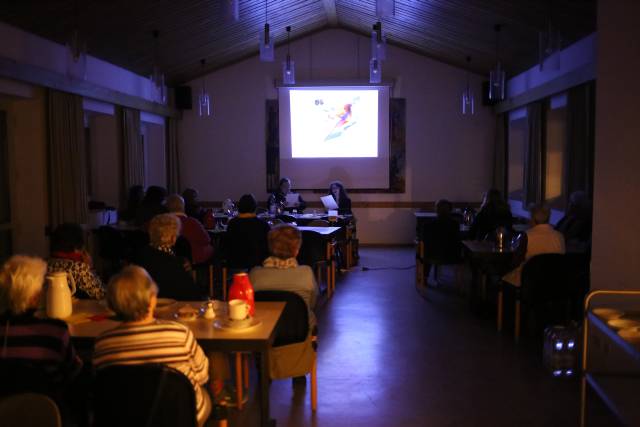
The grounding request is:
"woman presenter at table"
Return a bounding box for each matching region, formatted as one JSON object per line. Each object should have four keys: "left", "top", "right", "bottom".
{"left": 268, "top": 177, "right": 306, "bottom": 212}
{"left": 328, "top": 180, "right": 352, "bottom": 215}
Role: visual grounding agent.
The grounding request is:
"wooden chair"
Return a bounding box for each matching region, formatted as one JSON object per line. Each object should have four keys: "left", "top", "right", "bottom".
{"left": 0, "top": 393, "right": 61, "bottom": 427}
{"left": 255, "top": 290, "right": 317, "bottom": 411}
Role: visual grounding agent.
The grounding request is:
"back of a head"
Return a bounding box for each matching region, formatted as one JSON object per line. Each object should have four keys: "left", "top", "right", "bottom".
{"left": 128, "top": 185, "right": 145, "bottom": 204}
{"left": 144, "top": 186, "right": 167, "bottom": 205}
{"left": 51, "top": 223, "right": 85, "bottom": 253}
{"left": 238, "top": 194, "right": 257, "bottom": 214}
{"left": 268, "top": 224, "right": 302, "bottom": 260}
{"left": 0, "top": 255, "right": 47, "bottom": 315}
{"left": 529, "top": 203, "right": 551, "bottom": 225}
{"left": 148, "top": 213, "right": 181, "bottom": 247}
{"left": 435, "top": 199, "right": 453, "bottom": 218}
{"left": 182, "top": 188, "right": 198, "bottom": 205}
{"left": 107, "top": 265, "right": 158, "bottom": 321}
{"left": 165, "top": 194, "right": 185, "bottom": 214}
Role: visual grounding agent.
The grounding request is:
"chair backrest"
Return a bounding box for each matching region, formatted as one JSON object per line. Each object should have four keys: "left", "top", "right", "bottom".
{"left": 0, "top": 361, "right": 59, "bottom": 398}
{"left": 0, "top": 393, "right": 61, "bottom": 427}
{"left": 297, "top": 230, "right": 325, "bottom": 266}
{"left": 307, "top": 219, "right": 330, "bottom": 227}
{"left": 93, "top": 364, "right": 197, "bottom": 427}
{"left": 421, "top": 217, "right": 461, "bottom": 262}
{"left": 254, "top": 291, "right": 309, "bottom": 347}
{"left": 521, "top": 253, "right": 571, "bottom": 303}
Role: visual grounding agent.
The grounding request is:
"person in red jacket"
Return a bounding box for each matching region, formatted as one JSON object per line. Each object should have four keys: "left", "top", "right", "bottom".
{"left": 166, "top": 194, "right": 214, "bottom": 265}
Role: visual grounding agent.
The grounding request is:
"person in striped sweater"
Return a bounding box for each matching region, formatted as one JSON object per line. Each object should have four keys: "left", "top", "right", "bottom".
{"left": 93, "top": 266, "right": 211, "bottom": 425}
{"left": 0, "top": 255, "right": 82, "bottom": 393}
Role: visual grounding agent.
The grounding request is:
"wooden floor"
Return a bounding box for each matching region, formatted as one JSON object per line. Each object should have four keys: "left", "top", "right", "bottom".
{"left": 225, "top": 247, "right": 618, "bottom": 427}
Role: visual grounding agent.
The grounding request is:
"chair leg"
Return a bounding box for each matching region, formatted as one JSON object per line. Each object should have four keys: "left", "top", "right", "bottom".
{"left": 243, "top": 354, "right": 250, "bottom": 390}
{"left": 311, "top": 356, "right": 317, "bottom": 412}
{"left": 235, "top": 353, "right": 243, "bottom": 410}
{"left": 208, "top": 265, "right": 214, "bottom": 299}
{"left": 222, "top": 267, "right": 228, "bottom": 301}
{"left": 515, "top": 293, "right": 521, "bottom": 342}
{"left": 497, "top": 285, "right": 503, "bottom": 332}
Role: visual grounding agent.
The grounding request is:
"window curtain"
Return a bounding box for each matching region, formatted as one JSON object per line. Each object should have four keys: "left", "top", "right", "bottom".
{"left": 523, "top": 101, "right": 544, "bottom": 206}
{"left": 492, "top": 113, "right": 508, "bottom": 197}
{"left": 119, "top": 106, "right": 144, "bottom": 205}
{"left": 565, "top": 81, "right": 595, "bottom": 200}
{"left": 47, "top": 89, "right": 88, "bottom": 227}
{"left": 165, "top": 117, "right": 181, "bottom": 194}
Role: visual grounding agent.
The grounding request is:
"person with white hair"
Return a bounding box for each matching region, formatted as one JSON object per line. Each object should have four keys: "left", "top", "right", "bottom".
{"left": 133, "top": 214, "right": 203, "bottom": 300}
{"left": 166, "top": 194, "right": 214, "bottom": 264}
{"left": 0, "top": 255, "right": 82, "bottom": 386}
{"left": 93, "top": 266, "right": 211, "bottom": 425}
{"left": 503, "top": 204, "right": 565, "bottom": 286}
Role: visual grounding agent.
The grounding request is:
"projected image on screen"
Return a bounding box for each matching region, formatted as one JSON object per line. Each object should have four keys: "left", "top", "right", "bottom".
{"left": 290, "top": 89, "right": 379, "bottom": 158}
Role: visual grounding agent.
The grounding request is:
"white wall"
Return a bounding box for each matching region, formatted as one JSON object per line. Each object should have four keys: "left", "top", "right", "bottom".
{"left": 590, "top": 0, "right": 640, "bottom": 291}
{"left": 178, "top": 29, "right": 496, "bottom": 244}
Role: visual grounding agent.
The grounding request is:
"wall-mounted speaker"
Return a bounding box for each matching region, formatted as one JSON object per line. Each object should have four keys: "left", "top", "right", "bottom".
{"left": 175, "top": 86, "right": 192, "bottom": 110}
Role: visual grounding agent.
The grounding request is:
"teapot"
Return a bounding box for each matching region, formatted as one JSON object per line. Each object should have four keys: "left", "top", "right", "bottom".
{"left": 46, "top": 271, "right": 76, "bottom": 319}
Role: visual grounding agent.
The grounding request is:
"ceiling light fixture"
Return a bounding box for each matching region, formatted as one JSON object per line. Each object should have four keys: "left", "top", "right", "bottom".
{"left": 198, "top": 59, "right": 211, "bottom": 117}
{"left": 488, "top": 24, "right": 505, "bottom": 102}
{"left": 282, "top": 26, "right": 295, "bottom": 85}
{"left": 65, "top": 0, "right": 87, "bottom": 80}
{"left": 462, "top": 56, "right": 475, "bottom": 115}
{"left": 370, "top": 21, "right": 387, "bottom": 62}
{"left": 150, "top": 30, "right": 167, "bottom": 104}
{"left": 259, "top": 0, "right": 274, "bottom": 62}
{"left": 538, "top": 2, "right": 562, "bottom": 71}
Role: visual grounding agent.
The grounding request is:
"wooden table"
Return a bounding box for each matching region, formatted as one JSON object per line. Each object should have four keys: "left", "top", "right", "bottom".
{"left": 298, "top": 226, "right": 342, "bottom": 298}
{"left": 68, "top": 300, "right": 285, "bottom": 427}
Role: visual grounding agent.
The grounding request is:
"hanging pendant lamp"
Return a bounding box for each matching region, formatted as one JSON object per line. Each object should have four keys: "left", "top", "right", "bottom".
{"left": 259, "top": 1, "right": 274, "bottom": 62}
{"left": 282, "top": 26, "right": 296, "bottom": 85}
{"left": 370, "top": 21, "right": 387, "bottom": 62}
{"left": 462, "top": 56, "right": 475, "bottom": 115}
{"left": 488, "top": 24, "right": 505, "bottom": 102}
{"left": 198, "top": 59, "right": 211, "bottom": 117}
{"left": 150, "top": 30, "right": 167, "bottom": 104}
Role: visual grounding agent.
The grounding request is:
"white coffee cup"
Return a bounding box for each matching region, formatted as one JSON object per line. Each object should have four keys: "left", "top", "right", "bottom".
{"left": 228, "top": 299, "right": 250, "bottom": 321}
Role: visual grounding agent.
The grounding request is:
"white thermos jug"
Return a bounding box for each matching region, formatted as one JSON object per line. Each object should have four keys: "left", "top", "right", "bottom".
{"left": 46, "top": 271, "right": 76, "bottom": 319}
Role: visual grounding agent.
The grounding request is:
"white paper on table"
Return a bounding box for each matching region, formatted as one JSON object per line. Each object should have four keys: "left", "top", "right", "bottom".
{"left": 286, "top": 193, "right": 300, "bottom": 207}
{"left": 320, "top": 195, "right": 339, "bottom": 210}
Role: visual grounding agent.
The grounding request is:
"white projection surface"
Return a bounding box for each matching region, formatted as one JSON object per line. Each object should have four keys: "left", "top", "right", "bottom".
{"left": 279, "top": 86, "right": 390, "bottom": 189}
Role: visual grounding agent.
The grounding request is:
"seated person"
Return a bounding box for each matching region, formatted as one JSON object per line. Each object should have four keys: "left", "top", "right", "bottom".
{"left": 421, "top": 199, "right": 461, "bottom": 282}
{"left": 503, "top": 204, "right": 565, "bottom": 287}
{"left": 182, "top": 188, "right": 206, "bottom": 224}
{"left": 250, "top": 224, "right": 318, "bottom": 330}
{"left": 166, "top": 194, "right": 214, "bottom": 265}
{"left": 119, "top": 185, "right": 144, "bottom": 224}
{"left": 268, "top": 177, "right": 306, "bottom": 212}
{"left": 556, "top": 191, "right": 592, "bottom": 244}
{"left": 328, "top": 180, "right": 352, "bottom": 215}
{"left": 0, "top": 255, "right": 82, "bottom": 391}
{"left": 48, "top": 223, "right": 105, "bottom": 299}
{"left": 470, "top": 188, "right": 513, "bottom": 240}
{"left": 225, "top": 194, "right": 271, "bottom": 269}
{"left": 135, "top": 186, "right": 168, "bottom": 227}
{"left": 133, "top": 214, "right": 203, "bottom": 300}
{"left": 93, "top": 266, "right": 211, "bottom": 426}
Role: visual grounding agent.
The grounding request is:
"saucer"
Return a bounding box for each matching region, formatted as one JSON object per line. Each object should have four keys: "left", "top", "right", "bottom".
{"left": 213, "top": 317, "right": 262, "bottom": 332}
{"left": 607, "top": 318, "right": 640, "bottom": 330}
{"left": 618, "top": 327, "right": 640, "bottom": 342}
{"left": 173, "top": 312, "right": 198, "bottom": 322}
{"left": 593, "top": 308, "right": 624, "bottom": 320}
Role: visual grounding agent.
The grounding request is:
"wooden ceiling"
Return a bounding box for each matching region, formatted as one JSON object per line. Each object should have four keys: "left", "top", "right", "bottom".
{"left": 0, "top": 0, "right": 596, "bottom": 85}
